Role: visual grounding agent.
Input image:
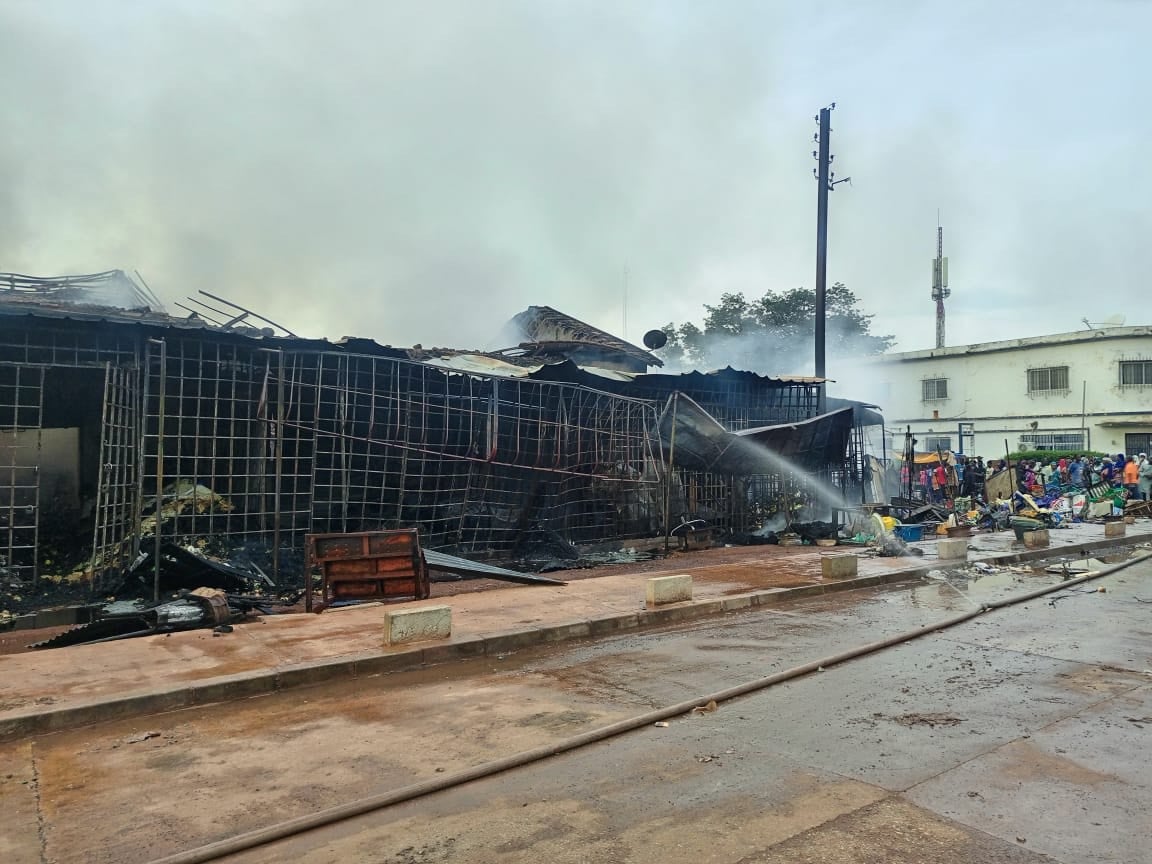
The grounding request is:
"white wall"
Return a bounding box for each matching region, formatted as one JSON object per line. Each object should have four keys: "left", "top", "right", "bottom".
{"left": 856, "top": 329, "right": 1152, "bottom": 458}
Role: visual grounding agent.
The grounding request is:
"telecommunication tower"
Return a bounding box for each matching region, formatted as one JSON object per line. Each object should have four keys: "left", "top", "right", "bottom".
{"left": 931, "top": 225, "right": 950, "bottom": 348}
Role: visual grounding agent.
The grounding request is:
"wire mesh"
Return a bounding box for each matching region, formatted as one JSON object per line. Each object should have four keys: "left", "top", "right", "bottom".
{"left": 0, "top": 363, "right": 44, "bottom": 584}
{"left": 0, "top": 318, "right": 866, "bottom": 589}
{"left": 90, "top": 364, "right": 140, "bottom": 580}
{"left": 303, "top": 354, "right": 665, "bottom": 555}
{"left": 633, "top": 375, "right": 820, "bottom": 431}
{"left": 127, "top": 341, "right": 665, "bottom": 575}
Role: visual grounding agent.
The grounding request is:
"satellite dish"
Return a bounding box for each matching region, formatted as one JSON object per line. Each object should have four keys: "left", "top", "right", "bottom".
{"left": 642, "top": 329, "right": 668, "bottom": 350}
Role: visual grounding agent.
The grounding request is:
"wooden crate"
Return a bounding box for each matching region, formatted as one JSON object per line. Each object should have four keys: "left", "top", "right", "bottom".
{"left": 305, "top": 529, "right": 430, "bottom": 612}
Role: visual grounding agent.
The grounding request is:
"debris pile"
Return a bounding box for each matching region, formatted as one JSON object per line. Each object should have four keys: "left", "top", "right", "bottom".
{"left": 28, "top": 586, "right": 291, "bottom": 649}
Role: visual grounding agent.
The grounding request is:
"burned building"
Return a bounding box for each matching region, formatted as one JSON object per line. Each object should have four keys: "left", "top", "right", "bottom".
{"left": 0, "top": 272, "right": 879, "bottom": 596}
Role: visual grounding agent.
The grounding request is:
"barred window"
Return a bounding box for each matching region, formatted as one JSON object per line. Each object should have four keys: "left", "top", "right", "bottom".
{"left": 1018, "top": 432, "right": 1085, "bottom": 451}
{"left": 921, "top": 378, "right": 948, "bottom": 401}
{"left": 1119, "top": 360, "right": 1152, "bottom": 388}
{"left": 925, "top": 436, "right": 951, "bottom": 452}
{"left": 1027, "top": 366, "right": 1069, "bottom": 394}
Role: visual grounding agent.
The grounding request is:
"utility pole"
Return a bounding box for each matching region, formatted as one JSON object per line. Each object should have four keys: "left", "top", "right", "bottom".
{"left": 931, "top": 221, "right": 950, "bottom": 348}
{"left": 813, "top": 104, "right": 849, "bottom": 379}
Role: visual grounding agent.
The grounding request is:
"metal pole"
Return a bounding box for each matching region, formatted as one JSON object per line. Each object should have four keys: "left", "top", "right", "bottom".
{"left": 89, "top": 363, "right": 112, "bottom": 589}
{"left": 903, "top": 426, "right": 915, "bottom": 500}
{"left": 933, "top": 225, "right": 949, "bottom": 349}
{"left": 135, "top": 344, "right": 150, "bottom": 560}
{"left": 273, "top": 350, "right": 285, "bottom": 581}
{"left": 1081, "top": 380, "right": 1088, "bottom": 452}
{"left": 154, "top": 338, "right": 167, "bottom": 604}
{"left": 1004, "top": 438, "right": 1013, "bottom": 495}
{"left": 663, "top": 393, "right": 679, "bottom": 554}
{"left": 814, "top": 107, "right": 831, "bottom": 379}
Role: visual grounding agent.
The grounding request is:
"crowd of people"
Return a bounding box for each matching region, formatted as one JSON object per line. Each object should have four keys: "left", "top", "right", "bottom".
{"left": 1007, "top": 453, "right": 1152, "bottom": 500}
{"left": 904, "top": 452, "right": 1152, "bottom": 504}
{"left": 959, "top": 453, "right": 1152, "bottom": 502}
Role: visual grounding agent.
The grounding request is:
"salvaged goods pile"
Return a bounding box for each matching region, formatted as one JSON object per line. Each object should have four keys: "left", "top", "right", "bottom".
{"left": 829, "top": 447, "right": 1152, "bottom": 557}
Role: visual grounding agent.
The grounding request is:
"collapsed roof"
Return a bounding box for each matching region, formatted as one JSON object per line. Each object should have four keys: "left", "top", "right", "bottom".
{"left": 509, "top": 305, "right": 664, "bottom": 371}
{"left": 0, "top": 270, "right": 162, "bottom": 313}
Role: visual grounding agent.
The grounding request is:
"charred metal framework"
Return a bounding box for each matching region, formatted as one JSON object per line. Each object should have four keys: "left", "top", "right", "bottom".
{"left": 628, "top": 369, "right": 833, "bottom": 534}
{"left": 0, "top": 312, "right": 868, "bottom": 591}
{"left": 0, "top": 317, "right": 672, "bottom": 590}
{"left": 0, "top": 365, "right": 44, "bottom": 582}
{"left": 629, "top": 369, "right": 822, "bottom": 430}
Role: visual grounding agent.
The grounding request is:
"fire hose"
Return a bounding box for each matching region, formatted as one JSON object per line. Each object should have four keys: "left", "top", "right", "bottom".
{"left": 150, "top": 550, "right": 1152, "bottom": 864}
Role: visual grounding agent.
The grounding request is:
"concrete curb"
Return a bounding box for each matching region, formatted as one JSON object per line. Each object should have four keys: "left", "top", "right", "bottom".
{"left": 1, "top": 535, "right": 1147, "bottom": 742}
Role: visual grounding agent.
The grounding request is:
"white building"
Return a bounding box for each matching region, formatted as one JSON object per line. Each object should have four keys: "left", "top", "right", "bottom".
{"left": 859, "top": 326, "right": 1152, "bottom": 459}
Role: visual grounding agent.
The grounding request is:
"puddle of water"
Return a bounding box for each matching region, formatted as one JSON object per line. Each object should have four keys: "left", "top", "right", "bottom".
{"left": 960, "top": 571, "right": 1020, "bottom": 595}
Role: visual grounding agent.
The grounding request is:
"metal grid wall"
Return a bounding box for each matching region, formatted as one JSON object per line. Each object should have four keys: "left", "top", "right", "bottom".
{"left": 127, "top": 343, "right": 665, "bottom": 573}
{"left": 304, "top": 353, "right": 665, "bottom": 554}
{"left": 0, "top": 364, "right": 44, "bottom": 583}
{"left": 663, "top": 379, "right": 820, "bottom": 534}
{"left": 138, "top": 339, "right": 317, "bottom": 546}
{"left": 665, "top": 380, "right": 820, "bottom": 431}
{"left": 90, "top": 364, "right": 140, "bottom": 579}
{"left": 0, "top": 319, "right": 861, "bottom": 587}
{"left": 673, "top": 399, "right": 867, "bottom": 534}
{"left": 827, "top": 422, "right": 868, "bottom": 505}
{"left": 673, "top": 470, "right": 834, "bottom": 535}
{"left": 0, "top": 322, "right": 137, "bottom": 368}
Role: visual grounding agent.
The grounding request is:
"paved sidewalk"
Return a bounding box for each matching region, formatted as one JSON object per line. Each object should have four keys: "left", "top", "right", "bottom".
{"left": 1, "top": 520, "right": 1149, "bottom": 740}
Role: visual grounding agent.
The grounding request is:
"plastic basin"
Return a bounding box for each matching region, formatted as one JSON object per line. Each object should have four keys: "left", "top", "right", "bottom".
{"left": 892, "top": 524, "right": 923, "bottom": 542}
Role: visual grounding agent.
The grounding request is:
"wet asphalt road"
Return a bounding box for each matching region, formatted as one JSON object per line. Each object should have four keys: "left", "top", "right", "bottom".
{"left": 2, "top": 555, "right": 1150, "bottom": 864}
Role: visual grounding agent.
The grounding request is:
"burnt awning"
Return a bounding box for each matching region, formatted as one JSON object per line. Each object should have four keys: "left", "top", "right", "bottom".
{"left": 658, "top": 393, "right": 854, "bottom": 475}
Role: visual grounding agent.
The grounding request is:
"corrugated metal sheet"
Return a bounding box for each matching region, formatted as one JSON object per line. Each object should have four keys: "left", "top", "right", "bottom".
{"left": 657, "top": 394, "right": 854, "bottom": 475}
{"left": 511, "top": 305, "right": 663, "bottom": 367}
{"left": 422, "top": 353, "right": 638, "bottom": 383}
{"left": 422, "top": 353, "right": 540, "bottom": 377}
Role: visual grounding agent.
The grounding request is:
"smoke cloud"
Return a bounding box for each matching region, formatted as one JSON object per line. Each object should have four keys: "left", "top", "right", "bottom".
{"left": 2, "top": 1, "right": 1149, "bottom": 361}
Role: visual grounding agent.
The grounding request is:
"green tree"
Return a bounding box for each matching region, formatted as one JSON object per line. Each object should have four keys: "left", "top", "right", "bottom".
{"left": 659, "top": 283, "right": 893, "bottom": 373}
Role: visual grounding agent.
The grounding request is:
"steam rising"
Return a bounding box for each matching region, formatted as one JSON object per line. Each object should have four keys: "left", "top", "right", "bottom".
{"left": 2, "top": 2, "right": 1148, "bottom": 357}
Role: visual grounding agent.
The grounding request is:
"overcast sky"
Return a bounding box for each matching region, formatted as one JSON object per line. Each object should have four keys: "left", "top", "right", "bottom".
{"left": 2, "top": 1, "right": 1149, "bottom": 369}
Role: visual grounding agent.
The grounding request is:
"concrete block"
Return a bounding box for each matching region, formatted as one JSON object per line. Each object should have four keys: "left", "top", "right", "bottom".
{"left": 1023, "top": 529, "right": 1050, "bottom": 548}
{"left": 937, "top": 538, "right": 969, "bottom": 561}
{"left": 646, "top": 574, "right": 693, "bottom": 605}
{"left": 720, "top": 595, "right": 752, "bottom": 611}
{"left": 821, "top": 554, "right": 858, "bottom": 580}
{"left": 383, "top": 604, "right": 451, "bottom": 646}
{"left": 1104, "top": 521, "right": 1127, "bottom": 538}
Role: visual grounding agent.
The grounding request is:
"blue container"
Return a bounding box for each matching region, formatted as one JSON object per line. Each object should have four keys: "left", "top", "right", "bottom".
{"left": 893, "top": 524, "right": 923, "bottom": 542}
